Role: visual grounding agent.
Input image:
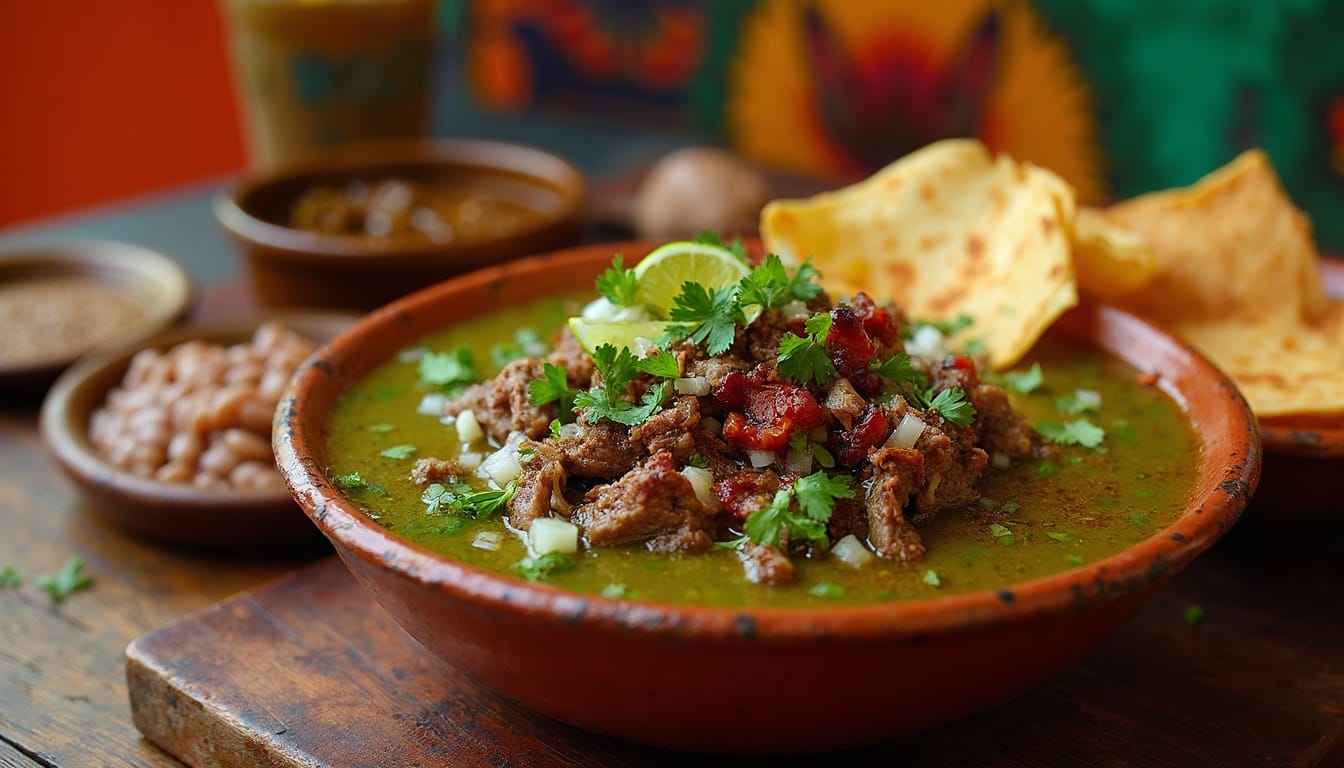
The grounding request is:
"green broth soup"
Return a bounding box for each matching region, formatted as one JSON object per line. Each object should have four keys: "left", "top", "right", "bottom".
{"left": 326, "top": 296, "right": 1198, "bottom": 608}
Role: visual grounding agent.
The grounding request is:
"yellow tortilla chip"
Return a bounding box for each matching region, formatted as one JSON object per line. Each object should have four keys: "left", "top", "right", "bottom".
{"left": 1095, "top": 149, "right": 1344, "bottom": 417}
{"left": 761, "top": 139, "right": 1078, "bottom": 370}
{"left": 1071, "top": 208, "right": 1159, "bottom": 301}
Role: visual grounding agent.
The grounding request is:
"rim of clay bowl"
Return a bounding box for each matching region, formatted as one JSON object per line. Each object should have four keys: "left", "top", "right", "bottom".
{"left": 214, "top": 137, "right": 586, "bottom": 261}
{"left": 275, "top": 242, "right": 1260, "bottom": 643}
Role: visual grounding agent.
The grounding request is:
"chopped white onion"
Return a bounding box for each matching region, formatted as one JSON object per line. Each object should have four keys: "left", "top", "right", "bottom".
{"left": 990, "top": 452, "right": 1011, "bottom": 470}
{"left": 1074, "top": 389, "right": 1103, "bottom": 409}
{"left": 471, "top": 531, "right": 502, "bottom": 551}
{"left": 748, "top": 450, "right": 776, "bottom": 468}
{"left": 558, "top": 422, "right": 581, "bottom": 440}
{"left": 906, "top": 325, "right": 947, "bottom": 360}
{"left": 679, "top": 466, "right": 718, "bottom": 509}
{"left": 783, "top": 448, "right": 813, "bottom": 475}
{"left": 632, "top": 336, "right": 656, "bottom": 358}
{"left": 673, "top": 376, "right": 710, "bottom": 396}
{"left": 458, "top": 452, "right": 483, "bottom": 470}
{"left": 530, "top": 517, "right": 579, "bottom": 555}
{"left": 779, "top": 300, "right": 810, "bottom": 320}
{"left": 417, "top": 393, "right": 447, "bottom": 416}
{"left": 478, "top": 447, "right": 522, "bottom": 485}
{"left": 831, "top": 534, "right": 874, "bottom": 567}
{"left": 455, "top": 409, "right": 484, "bottom": 444}
{"left": 398, "top": 346, "right": 427, "bottom": 363}
{"left": 887, "top": 412, "right": 927, "bottom": 450}
{"left": 701, "top": 417, "right": 722, "bottom": 435}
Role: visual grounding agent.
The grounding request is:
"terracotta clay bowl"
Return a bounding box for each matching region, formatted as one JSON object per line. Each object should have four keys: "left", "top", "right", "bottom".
{"left": 41, "top": 312, "right": 354, "bottom": 552}
{"left": 1251, "top": 257, "right": 1344, "bottom": 523}
{"left": 215, "top": 138, "right": 586, "bottom": 312}
{"left": 274, "top": 242, "right": 1259, "bottom": 754}
{"left": 0, "top": 240, "right": 193, "bottom": 393}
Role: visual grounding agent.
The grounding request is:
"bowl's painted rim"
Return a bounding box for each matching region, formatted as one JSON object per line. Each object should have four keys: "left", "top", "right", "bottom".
{"left": 275, "top": 241, "right": 1261, "bottom": 644}
{"left": 214, "top": 138, "right": 587, "bottom": 261}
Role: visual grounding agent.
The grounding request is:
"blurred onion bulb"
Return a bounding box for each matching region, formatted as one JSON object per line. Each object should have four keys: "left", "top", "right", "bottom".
{"left": 633, "top": 146, "right": 771, "bottom": 240}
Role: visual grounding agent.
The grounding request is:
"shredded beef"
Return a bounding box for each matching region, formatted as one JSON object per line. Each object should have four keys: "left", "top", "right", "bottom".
{"left": 864, "top": 445, "right": 927, "bottom": 561}
{"left": 548, "top": 326, "right": 595, "bottom": 389}
{"left": 630, "top": 395, "right": 700, "bottom": 461}
{"left": 409, "top": 457, "right": 461, "bottom": 487}
{"left": 738, "top": 542, "right": 796, "bottom": 586}
{"left": 558, "top": 419, "right": 643, "bottom": 479}
{"left": 570, "top": 452, "right": 713, "bottom": 552}
{"left": 445, "top": 358, "right": 553, "bottom": 443}
{"left": 687, "top": 352, "right": 749, "bottom": 391}
{"left": 970, "top": 383, "right": 1037, "bottom": 459}
{"left": 508, "top": 441, "right": 570, "bottom": 530}
{"left": 713, "top": 467, "right": 781, "bottom": 525}
{"left": 911, "top": 424, "right": 988, "bottom": 514}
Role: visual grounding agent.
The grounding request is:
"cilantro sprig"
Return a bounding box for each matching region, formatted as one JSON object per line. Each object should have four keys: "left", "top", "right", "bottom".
{"left": 528, "top": 362, "right": 578, "bottom": 421}
{"left": 737, "top": 253, "right": 822, "bottom": 310}
{"left": 870, "top": 353, "right": 976, "bottom": 428}
{"left": 694, "top": 230, "right": 749, "bottom": 263}
{"left": 742, "top": 471, "right": 854, "bottom": 549}
{"left": 512, "top": 551, "right": 576, "bottom": 582}
{"left": 36, "top": 556, "right": 93, "bottom": 604}
{"left": 663, "top": 282, "right": 744, "bottom": 356}
{"left": 573, "top": 343, "right": 669, "bottom": 426}
{"left": 777, "top": 313, "right": 838, "bottom": 386}
{"left": 596, "top": 255, "right": 640, "bottom": 306}
{"left": 1035, "top": 418, "right": 1106, "bottom": 448}
{"left": 422, "top": 479, "right": 517, "bottom": 519}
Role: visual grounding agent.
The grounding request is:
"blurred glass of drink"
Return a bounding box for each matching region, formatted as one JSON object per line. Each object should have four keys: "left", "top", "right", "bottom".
{"left": 221, "top": 0, "right": 438, "bottom": 170}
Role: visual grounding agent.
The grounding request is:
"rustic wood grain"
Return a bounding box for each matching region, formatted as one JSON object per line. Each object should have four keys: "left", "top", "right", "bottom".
{"left": 0, "top": 739, "right": 43, "bottom": 768}
{"left": 0, "top": 285, "right": 319, "bottom": 768}
{"left": 128, "top": 519, "right": 1344, "bottom": 768}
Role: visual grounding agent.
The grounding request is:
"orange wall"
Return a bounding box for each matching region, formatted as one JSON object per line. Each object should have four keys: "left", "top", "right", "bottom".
{"left": 0, "top": 0, "right": 246, "bottom": 227}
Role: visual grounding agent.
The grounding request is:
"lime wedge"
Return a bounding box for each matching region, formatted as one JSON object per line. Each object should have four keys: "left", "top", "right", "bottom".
{"left": 569, "top": 318, "right": 672, "bottom": 356}
{"left": 632, "top": 241, "right": 751, "bottom": 316}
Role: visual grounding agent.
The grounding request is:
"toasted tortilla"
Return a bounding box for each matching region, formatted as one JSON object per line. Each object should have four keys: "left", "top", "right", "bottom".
{"left": 1071, "top": 208, "right": 1159, "bottom": 302}
{"left": 1095, "top": 149, "right": 1344, "bottom": 417}
{"left": 761, "top": 139, "right": 1078, "bottom": 370}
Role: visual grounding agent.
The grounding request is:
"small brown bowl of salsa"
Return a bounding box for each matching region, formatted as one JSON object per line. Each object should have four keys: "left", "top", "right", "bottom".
{"left": 275, "top": 240, "right": 1259, "bottom": 753}
{"left": 215, "top": 138, "right": 586, "bottom": 312}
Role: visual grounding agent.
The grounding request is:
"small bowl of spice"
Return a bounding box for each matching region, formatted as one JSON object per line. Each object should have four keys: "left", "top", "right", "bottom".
{"left": 39, "top": 311, "right": 354, "bottom": 551}
{"left": 0, "top": 241, "right": 193, "bottom": 392}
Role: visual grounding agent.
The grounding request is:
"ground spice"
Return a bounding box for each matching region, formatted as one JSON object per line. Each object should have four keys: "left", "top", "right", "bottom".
{"left": 0, "top": 276, "right": 148, "bottom": 364}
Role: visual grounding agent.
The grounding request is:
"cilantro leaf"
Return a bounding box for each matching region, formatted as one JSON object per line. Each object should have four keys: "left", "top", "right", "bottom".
{"left": 596, "top": 255, "right": 640, "bottom": 306}
{"left": 333, "top": 471, "right": 367, "bottom": 489}
{"left": 736, "top": 254, "right": 823, "bottom": 310}
{"left": 598, "top": 382, "right": 670, "bottom": 426}
{"left": 528, "top": 362, "right": 577, "bottom": 421}
{"left": 600, "top": 583, "right": 630, "bottom": 598}
{"left": 36, "top": 556, "right": 92, "bottom": 604}
{"left": 809, "top": 582, "right": 845, "bottom": 598}
{"left": 743, "top": 490, "right": 793, "bottom": 548}
{"left": 1035, "top": 418, "right": 1106, "bottom": 448}
{"left": 776, "top": 332, "right": 837, "bottom": 386}
{"left": 549, "top": 419, "right": 562, "bottom": 440}
{"left": 633, "top": 348, "right": 680, "bottom": 378}
{"left": 1003, "top": 362, "right": 1044, "bottom": 394}
{"left": 689, "top": 453, "right": 709, "bottom": 468}
{"left": 1056, "top": 389, "right": 1102, "bottom": 414}
{"left": 928, "top": 387, "right": 976, "bottom": 428}
{"left": 792, "top": 471, "right": 854, "bottom": 522}
{"left": 871, "top": 353, "right": 928, "bottom": 390}
{"left": 419, "top": 347, "right": 481, "bottom": 390}
{"left": 455, "top": 481, "right": 517, "bottom": 518}
{"left": 1, "top": 566, "right": 21, "bottom": 588}
{"left": 380, "top": 444, "right": 417, "bottom": 460}
{"left": 803, "top": 312, "right": 832, "bottom": 341}
{"left": 908, "top": 314, "right": 974, "bottom": 338}
{"left": 491, "top": 328, "right": 547, "bottom": 368}
{"left": 1046, "top": 531, "right": 1074, "bottom": 543}
{"left": 665, "top": 282, "right": 743, "bottom": 356}
{"left": 512, "top": 551, "right": 576, "bottom": 582}
{"left": 694, "top": 230, "right": 749, "bottom": 263}
{"left": 922, "top": 569, "right": 941, "bottom": 587}
{"left": 742, "top": 482, "right": 835, "bottom": 550}
{"left": 989, "top": 523, "right": 1016, "bottom": 545}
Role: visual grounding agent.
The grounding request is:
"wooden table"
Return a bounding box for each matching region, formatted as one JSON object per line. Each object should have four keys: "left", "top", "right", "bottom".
{"left": 3, "top": 282, "right": 1343, "bottom": 767}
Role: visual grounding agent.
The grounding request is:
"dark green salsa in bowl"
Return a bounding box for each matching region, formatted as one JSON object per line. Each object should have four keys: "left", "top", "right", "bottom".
{"left": 275, "top": 240, "right": 1259, "bottom": 753}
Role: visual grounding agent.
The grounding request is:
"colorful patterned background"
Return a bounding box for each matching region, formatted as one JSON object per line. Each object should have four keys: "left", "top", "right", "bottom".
{"left": 459, "top": 0, "right": 1344, "bottom": 251}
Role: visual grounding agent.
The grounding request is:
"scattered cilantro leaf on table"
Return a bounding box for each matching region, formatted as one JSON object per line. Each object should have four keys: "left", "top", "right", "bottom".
{"left": 0, "top": 566, "right": 20, "bottom": 588}
{"left": 36, "top": 556, "right": 92, "bottom": 604}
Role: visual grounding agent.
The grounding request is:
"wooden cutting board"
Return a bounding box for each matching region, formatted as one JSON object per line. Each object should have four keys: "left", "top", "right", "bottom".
{"left": 125, "top": 550, "right": 1344, "bottom": 768}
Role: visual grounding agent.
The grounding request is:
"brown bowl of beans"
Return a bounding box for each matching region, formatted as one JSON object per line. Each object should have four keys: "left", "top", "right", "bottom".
{"left": 39, "top": 312, "right": 355, "bottom": 550}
